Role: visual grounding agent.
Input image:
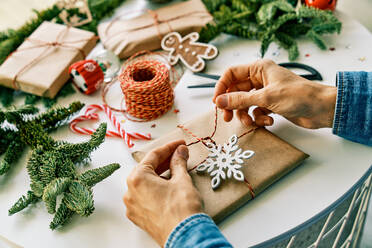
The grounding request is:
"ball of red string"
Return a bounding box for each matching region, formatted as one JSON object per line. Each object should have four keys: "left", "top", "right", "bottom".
{"left": 119, "top": 60, "right": 174, "bottom": 121}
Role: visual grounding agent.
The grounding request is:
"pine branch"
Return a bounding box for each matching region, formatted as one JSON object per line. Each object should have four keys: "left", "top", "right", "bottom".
{"left": 275, "top": 32, "right": 299, "bottom": 61}
{"left": 8, "top": 191, "right": 39, "bottom": 215}
{"left": 79, "top": 163, "right": 120, "bottom": 187}
{"left": 36, "top": 101, "right": 84, "bottom": 132}
{"left": 57, "top": 123, "right": 107, "bottom": 164}
{"left": 50, "top": 197, "right": 74, "bottom": 230}
{"left": 0, "top": 86, "right": 14, "bottom": 107}
{"left": 199, "top": 24, "right": 222, "bottom": 43}
{"left": 64, "top": 181, "right": 95, "bottom": 217}
{"left": 0, "top": 138, "right": 25, "bottom": 175}
{"left": 306, "top": 29, "right": 327, "bottom": 50}
{"left": 257, "top": 0, "right": 295, "bottom": 25}
{"left": 43, "top": 177, "right": 72, "bottom": 214}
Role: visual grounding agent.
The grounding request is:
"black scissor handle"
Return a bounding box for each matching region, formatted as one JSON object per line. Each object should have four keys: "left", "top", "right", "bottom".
{"left": 278, "top": 62, "right": 323, "bottom": 81}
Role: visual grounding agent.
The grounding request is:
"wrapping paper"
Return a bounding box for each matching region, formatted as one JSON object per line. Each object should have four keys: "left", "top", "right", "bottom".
{"left": 133, "top": 109, "right": 309, "bottom": 223}
{"left": 0, "top": 21, "right": 96, "bottom": 98}
{"left": 98, "top": 0, "right": 213, "bottom": 59}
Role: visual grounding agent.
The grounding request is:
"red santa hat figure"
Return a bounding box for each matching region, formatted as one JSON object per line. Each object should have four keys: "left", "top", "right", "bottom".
{"left": 69, "top": 59, "right": 104, "bottom": 95}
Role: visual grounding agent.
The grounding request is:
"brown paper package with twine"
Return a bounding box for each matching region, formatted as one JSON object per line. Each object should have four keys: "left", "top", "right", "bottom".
{"left": 0, "top": 21, "right": 97, "bottom": 98}
{"left": 98, "top": 0, "right": 213, "bottom": 59}
{"left": 132, "top": 109, "right": 309, "bottom": 223}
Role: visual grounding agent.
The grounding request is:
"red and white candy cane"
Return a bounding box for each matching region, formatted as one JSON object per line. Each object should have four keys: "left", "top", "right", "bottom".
{"left": 70, "top": 104, "right": 151, "bottom": 148}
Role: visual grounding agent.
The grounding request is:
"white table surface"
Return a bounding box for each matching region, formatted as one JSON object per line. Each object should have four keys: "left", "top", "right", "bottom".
{"left": 1, "top": 1, "right": 372, "bottom": 247}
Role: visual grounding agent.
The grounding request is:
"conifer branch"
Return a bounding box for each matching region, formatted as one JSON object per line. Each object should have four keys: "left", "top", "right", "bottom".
{"left": 43, "top": 177, "right": 72, "bottom": 214}
{"left": 8, "top": 191, "right": 39, "bottom": 215}
{"left": 79, "top": 163, "right": 120, "bottom": 187}
{"left": 201, "top": 0, "right": 342, "bottom": 60}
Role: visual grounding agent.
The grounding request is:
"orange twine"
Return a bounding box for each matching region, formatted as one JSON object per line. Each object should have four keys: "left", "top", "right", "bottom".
{"left": 102, "top": 50, "right": 182, "bottom": 122}
{"left": 119, "top": 59, "right": 174, "bottom": 121}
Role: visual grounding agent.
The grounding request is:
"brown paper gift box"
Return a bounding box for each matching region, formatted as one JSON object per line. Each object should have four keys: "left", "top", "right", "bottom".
{"left": 132, "top": 109, "right": 309, "bottom": 223}
{"left": 98, "top": 0, "right": 213, "bottom": 59}
{"left": 0, "top": 21, "right": 97, "bottom": 98}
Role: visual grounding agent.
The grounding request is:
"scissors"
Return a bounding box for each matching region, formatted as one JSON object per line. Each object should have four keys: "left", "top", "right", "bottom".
{"left": 187, "top": 62, "right": 322, "bottom": 88}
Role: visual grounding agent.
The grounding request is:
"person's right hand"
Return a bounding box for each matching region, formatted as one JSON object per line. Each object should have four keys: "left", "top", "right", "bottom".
{"left": 213, "top": 59, "right": 337, "bottom": 129}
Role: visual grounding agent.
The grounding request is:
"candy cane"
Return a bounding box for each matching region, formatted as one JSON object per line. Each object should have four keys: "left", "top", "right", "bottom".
{"left": 70, "top": 104, "right": 151, "bottom": 148}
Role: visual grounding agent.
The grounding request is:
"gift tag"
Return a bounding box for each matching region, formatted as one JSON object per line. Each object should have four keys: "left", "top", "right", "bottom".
{"left": 161, "top": 32, "right": 218, "bottom": 72}
{"left": 196, "top": 134, "right": 255, "bottom": 190}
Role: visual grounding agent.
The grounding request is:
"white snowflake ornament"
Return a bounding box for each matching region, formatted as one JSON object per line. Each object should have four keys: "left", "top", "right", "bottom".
{"left": 196, "top": 135, "right": 254, "bottom": 190}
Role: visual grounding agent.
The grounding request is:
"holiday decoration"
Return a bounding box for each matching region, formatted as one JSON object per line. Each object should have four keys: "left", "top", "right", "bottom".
{"left": 133, "top": 109, "right": 308, "bottom": 222}
{"left": 0, "top": 21, "right": 97, "bottom": 98}
{"left": 196, "top": 134, "right": 254, "bottom": 189}
{"left": 200, "top": 0, "right": 342, "bottom": 61}
{"left": 70, "top": 104, "right": 151, "bottom": 147}
{"left": 69, "top": 59, "right": 104, "bottom": 94}
{"left": 304, "top": 0, "right": 337, "bottom": 11}
{"left": 0, "top": 0, "right": 127, "bottom": 106}
{"left": 0, "top": 102, "right": 83, "bottom": 177}
{"left": 69, "top": 50, "right": 120, "bottom": 95}
{"left": 56, "top": 0, "right": 93, "bottom": 27}
{"left": 98, "top": 0, "right": 213, "bottom": 59}
{"left": 0, "top": 102, "right": 120, "bottom": 230}
{"left": 161, "top": 32, "right": 218, "bottom": 72}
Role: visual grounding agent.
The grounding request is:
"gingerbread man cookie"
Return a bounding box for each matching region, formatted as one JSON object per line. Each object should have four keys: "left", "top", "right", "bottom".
{"left": 161, "top": 32, "right": 218, "bottom": 72}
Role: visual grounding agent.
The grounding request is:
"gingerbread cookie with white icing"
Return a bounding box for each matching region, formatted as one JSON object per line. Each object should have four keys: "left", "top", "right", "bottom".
{"left": 161, "top": 32, "right": 218, "bottom": 72}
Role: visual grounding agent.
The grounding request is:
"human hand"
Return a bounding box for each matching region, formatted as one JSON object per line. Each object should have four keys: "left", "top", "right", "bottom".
{"left": 123, "top": 140, "right": 202, "bottom": 246}
{"left": 213, "top": 59, "right": 337, "bottom": 129}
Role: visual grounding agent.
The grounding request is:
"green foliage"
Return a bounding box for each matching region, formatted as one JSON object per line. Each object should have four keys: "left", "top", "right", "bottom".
{"left": 64, "top": 181, "right": 95, "bottom": 217}
{"left": 43, "top": 177, "right": 72, "bottom": 214}
{"left": 1, "top": 81, "right": 76, "bottom": 110}
{"left": 79, "top": 163, "right": 121, "bottom": 187}
{"left": 1, "top": 105, "right": 121, "bottom": 229}
{"left": 50, "top": 198, "right": 74, "bottom": 230}
{"left": 0, "top": 102, "right": 83, "bottom": 177}
{"left": 201, "top": 0, "right": 342, "bottom": 60}
{"left": 8, "top": 191, "right": 39, "bottom": 215}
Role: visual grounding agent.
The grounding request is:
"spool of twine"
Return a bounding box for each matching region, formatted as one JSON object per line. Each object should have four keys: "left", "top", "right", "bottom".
{"left": 119, "top": 60, "right": 174, "bottom": 121}
{"left": 102, "top": 50, "right": 180, "bottom": 122}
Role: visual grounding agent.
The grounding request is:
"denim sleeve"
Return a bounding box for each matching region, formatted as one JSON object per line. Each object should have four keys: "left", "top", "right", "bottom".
{"left": 165, "top": 213, "right": 233, "bottom": 248}
{"left": 333, "top": 71, "right": 372, "bottom": 146}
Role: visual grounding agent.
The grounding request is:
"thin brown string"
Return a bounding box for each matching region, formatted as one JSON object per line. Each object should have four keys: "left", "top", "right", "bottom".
{"left": 102, "top": 10, "right": 209, "bottom": 46}
{"left": 178, "top": 108, "right": 258, "bottom": 198}
{"left": 7, "top": 25, "right": 99, "bottom": 90}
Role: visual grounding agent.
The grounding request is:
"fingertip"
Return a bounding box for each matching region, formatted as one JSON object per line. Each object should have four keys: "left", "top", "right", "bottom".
{"left": 216, "top": 94, "right": 228, "bottom": 109}
{"left": 176, "top": 145, "right": 189, "bottom": 160}
{"left": 242, "top": 114, "right": 253, "bottom": 127}
{"left": 223, "top": 110, "right": 233, "bottom": 122}
{"left": 256, "top": 115, "right": 273, "bottom": 126}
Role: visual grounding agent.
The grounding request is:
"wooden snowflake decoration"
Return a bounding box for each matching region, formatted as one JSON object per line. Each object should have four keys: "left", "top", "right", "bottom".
{"left": 196, "top": 135, "right": 254, "bottom": 190}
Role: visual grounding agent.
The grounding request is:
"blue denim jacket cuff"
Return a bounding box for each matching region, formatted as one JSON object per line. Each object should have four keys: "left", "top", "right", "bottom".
{"left": 165, "top": 213, "right": 232, "bottom": 248}
{"left": 333, "top": 71, "right": 372, "bottom": 146}
{"left": 165, "top": 213, "right": 212, "bottom": 248}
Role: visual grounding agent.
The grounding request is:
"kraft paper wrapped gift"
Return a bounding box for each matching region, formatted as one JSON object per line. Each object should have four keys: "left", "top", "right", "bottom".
{"left": 98, "top": 0, "right": 213, "bottom": 59}
{"left": 132, "top": 109, "right": 309, "bottom": 223}
{"left": 0, "top": 21, "right": 97, "bottom": 98}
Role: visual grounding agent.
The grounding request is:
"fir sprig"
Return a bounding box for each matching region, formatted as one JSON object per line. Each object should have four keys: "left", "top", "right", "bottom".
{"left": 200, "top": 0, "right": 342, "bottom": 60}
{"left": 2, "top": 103, "right": 121, "bottom": 229}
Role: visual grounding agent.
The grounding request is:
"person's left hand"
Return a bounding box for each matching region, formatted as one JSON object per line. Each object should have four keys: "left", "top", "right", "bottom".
{"left": 123, "top": 140, "right": 203, "bottom": 246}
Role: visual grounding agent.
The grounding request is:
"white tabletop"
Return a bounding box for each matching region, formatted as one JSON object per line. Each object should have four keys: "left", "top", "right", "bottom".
{"left": 1, "top": 1, "right": 372, "bottom": 247}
